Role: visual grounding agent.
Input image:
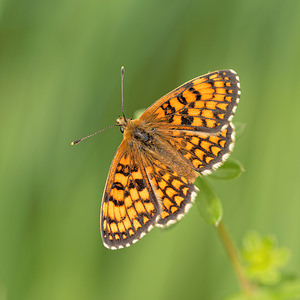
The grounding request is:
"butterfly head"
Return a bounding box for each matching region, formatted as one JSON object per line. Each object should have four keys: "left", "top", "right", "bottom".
{"left": 116, "top": 116, "right": 131, "bottom": 134}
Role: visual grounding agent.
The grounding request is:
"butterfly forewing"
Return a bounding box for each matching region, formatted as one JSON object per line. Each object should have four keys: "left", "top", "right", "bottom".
{"left": 140, "top": 70, "right": 240, "bottom": 133}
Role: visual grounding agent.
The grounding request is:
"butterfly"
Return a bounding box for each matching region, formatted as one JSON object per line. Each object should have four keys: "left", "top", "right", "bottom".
{"left": 75, "top": 69, "right": 240, "bottom": 250}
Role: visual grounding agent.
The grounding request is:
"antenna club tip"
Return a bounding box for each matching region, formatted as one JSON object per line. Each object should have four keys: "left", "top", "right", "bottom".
{"left": 71, "top": 139, "right": 81, "bottom": 146}
{"left": 121, "top": 66, "right": 125, "bottom": 76}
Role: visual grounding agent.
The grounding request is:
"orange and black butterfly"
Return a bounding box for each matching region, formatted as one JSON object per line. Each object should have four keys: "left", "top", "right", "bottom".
{"left": 73, "top": 69, "right": 240, "bottom": 250}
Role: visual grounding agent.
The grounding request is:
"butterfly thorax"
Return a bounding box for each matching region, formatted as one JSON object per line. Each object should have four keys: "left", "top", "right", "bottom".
{"left": 117, "top": 117, "right": 151, "bottom": 143}
{"left": 118, "top": 117, "right": 197, "bottom": 182}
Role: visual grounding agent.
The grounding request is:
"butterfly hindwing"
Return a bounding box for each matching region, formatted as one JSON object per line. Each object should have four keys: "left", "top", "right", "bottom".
{"left": 166, "top": 123, "right": 235, "bottom": 176}
{"left": 140, "top": 70, "right": 240, "bottom": 133}
{"left": 138, "top": 124, "right": 234, "bottom": 227}
{"left": 142, "top": 154, "right": 199, "bottom": 227}
{"left": 101, "top": 140, "right": 161, "bottom": 249}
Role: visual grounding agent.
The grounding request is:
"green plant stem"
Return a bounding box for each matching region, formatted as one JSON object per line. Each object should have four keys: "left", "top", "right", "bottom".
{"left": 216, "top": 220, "right": 254, "bottom": 295}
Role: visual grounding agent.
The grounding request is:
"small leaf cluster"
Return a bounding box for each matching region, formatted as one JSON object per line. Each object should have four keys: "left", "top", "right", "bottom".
{"left": 242, "top": 232, "right": 290, "bottom": 285}
{"left": 226, "top": 232, "right": 300, "bottom": 300}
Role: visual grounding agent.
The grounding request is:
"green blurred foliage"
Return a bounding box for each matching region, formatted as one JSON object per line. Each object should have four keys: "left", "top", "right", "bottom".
{"left": 1, "top": 1, "right": 300, "bottom": 300}
{"left": 226, "top": 276, "right": 300, "bottom": 300}
{"left": 196, "top": 177, "right": 223, "bottom": 225}
{"left": 242, "top": 232, "right": 290, "bottom": 286}
{"left": 226, "top": 232, "right": 299, "bottom": 300}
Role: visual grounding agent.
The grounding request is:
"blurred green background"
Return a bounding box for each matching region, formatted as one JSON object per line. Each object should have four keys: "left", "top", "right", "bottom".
{"left": 1, "top": 1, "right": 300, "bottom": 299}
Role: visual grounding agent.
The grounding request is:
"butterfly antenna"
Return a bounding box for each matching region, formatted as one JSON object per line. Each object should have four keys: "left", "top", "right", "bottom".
{"left": 71, "top": 124, "right": 117, "bottom": 146}
{"left": 121, "top": 66, "right": 127, "bottom": 121}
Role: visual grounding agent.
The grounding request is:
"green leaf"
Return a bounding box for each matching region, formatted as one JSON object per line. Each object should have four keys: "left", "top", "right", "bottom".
{"left": 209, "top": 159, "right": 245, "bottom": 180}
{"left": 234, "top": 122, "right": 247, "bottom": 140}
{"left": 133, "top": 108, "right": 146, "bottom": 119}
{"left": 195, "top": 177, "right": 223, "bottom": 225}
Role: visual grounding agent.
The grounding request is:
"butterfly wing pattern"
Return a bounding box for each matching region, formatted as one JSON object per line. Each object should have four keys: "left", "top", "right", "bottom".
{"left": 101, "top": 70, "right": 240, "bottom": 249}
{"left": 140, "top": 70, "right": 240, "bottom": 133}
{"left": 101, "top": 140, "right": 161, "bottom": 249}
{"left": 142, "top": 152, "right": 199, "bottom": 228}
